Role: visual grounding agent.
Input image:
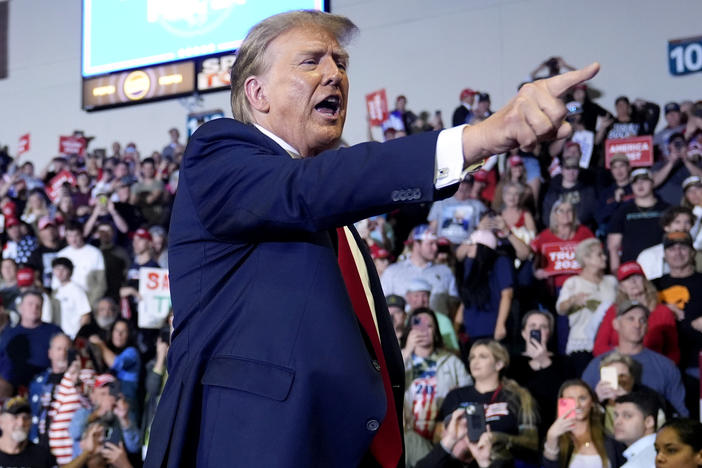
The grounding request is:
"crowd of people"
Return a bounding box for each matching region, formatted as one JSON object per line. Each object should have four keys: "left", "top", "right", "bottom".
{"left": 0, "top": 55, "right": 700, "bottom": 467}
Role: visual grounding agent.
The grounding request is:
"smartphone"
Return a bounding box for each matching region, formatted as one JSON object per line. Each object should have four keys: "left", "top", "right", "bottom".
{"left": 411, "top": 316, "right": 429, "bottom": 332}
{"left": 98, "top": 194, "right": 108, "bottom": 206}
{"left": 103, "top": 425, "right": 121, "bottom": 446}
{"left": 529, "top": 329, "right": 541, "bottom": 343}
{"left": 600, "top": 365, "right": 619, "bottom": 390}
{"left": 464, "top": 403, "right": 486, "bottom": 442}
{"left": 558, "top": 397, "right": 576, "bottom": 420}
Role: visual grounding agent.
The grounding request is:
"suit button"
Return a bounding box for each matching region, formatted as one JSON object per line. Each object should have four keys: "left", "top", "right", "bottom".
{"left": 371, "top": 360, "right": 381, "bottom": 372}
{"left": 366, "top": 419, "right": 380, "bottom": 432}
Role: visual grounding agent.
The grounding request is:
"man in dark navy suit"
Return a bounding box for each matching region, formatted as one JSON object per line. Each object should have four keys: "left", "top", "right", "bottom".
{"left": 144, "top": 9, "right": 599, "bottom": 468}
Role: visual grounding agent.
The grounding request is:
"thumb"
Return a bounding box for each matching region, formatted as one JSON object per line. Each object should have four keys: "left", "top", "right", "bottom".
{"left": 545, "top": 62, "right": 600, "bottom": 97}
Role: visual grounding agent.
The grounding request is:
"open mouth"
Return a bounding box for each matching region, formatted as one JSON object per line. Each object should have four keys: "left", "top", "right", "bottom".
{"left": 314, "top": 95, "right": 341, "bottom": 117}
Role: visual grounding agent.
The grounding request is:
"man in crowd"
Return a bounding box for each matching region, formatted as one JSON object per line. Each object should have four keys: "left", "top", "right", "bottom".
{"left": 51, "top": 257, "right": 91, "bottom": 340}
{"left": 94, "top": 222, "right": 130, "bottom": 301}
{"left": 55, "top": 221, "right": 106, "bottom": 308}
{"left": 28, "top": 333, "right": 72, "bottom": 447}
{"left": 427, "top": 177, "right": 486, "bottom": 246}
{"left": 0, "top": 396, "right": 57, "bottom": 467}
{"left": 607, "top": 168, "right": 669, "bottom": 272}
{"left": 653, "top": 102, "right": 686, "bottom": 157}
{"left": 386, "top": 295, "right": 407, "bottom": 343}
{"left": 145, "top": 9, "right": 599, "bottom": 467}
{"left": 27, "top": 216, "right": 65, "bottom": 292}
{"left": 582, "top": 299, "right": 688, "bottom": 416}
{"left": 653, "top": 132, "right": 702, "bottom": 206}
{"left": 382, "top": 225, "right": 459, "bottom": 318}
{"left": 130, "top": 158, "right": 164, "bottom": 225}
{"left": 162, "top": 127, "right": 185, "bottom": 160}
{"left": 613, "top": 391, "right": 660, "bottom": 468}
{"left": 0, "top": 290, "right": 62, "bottom": 389}
{"left": 596, "top": 153, "right": 632, "bottom": 236}
{"left": 451, "top": 88, "right": 476, "bottom": 127}
{"left": 637, "top": 206, "right": 702, "bottom": 280}
{"left": 653, "top": 231, "right": 702, "bottom": 420}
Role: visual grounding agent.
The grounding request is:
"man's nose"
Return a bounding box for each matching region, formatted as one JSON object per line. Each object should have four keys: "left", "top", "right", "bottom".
{"left": 321, "top": 57, "right": 342, "bottom": 86}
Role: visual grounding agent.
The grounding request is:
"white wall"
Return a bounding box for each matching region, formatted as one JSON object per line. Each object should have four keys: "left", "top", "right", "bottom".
{"left": 0, "top": 0, "right": 700, "bottom": 165}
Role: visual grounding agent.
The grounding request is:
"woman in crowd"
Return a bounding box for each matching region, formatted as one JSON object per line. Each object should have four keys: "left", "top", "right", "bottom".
{"left": 88, "top": 318, "right": 141, "bottom": 406}
{"left": 20, "top": 188, "right": 51, "bottom": 231}
{"left": 531, "top": 199, "right": 595, "bottom": 293}
{"left": 150, "top": 225, "right": 169, "bottom": 269}
{"left": 455, "top": 229, "right": 514, "bottom": 343}
{"left": 507, "top": 310, "right": 570, "bottom": 439}
{"left": 555, "top": 238, "right": 617, "bottom": 375}
{"left": 593, "top": 261, "right": 679, "bottom": 363}
{"left": 492, "top": 155, "right": 536, "bottom": 215}
{"left": 401, "top": 307, "right": 472, "bottom": 443}
{"left": 681, "top": 175, "right": 702, "bottom": 250}
{"left": 654, "top": 418, "right": 702, "bottom": 468}
{"left": 543, "top": 379, "right": 625, "bottom": 468}
{"left": 435, "top": 339, "right": 539, "bottom": 466}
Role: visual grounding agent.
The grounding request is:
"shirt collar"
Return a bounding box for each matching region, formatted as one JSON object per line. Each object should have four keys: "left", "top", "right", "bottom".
{"left": 623, "top": 433, "right": 656, "bottom": 460}
{"left": 254, "top": 124, "right": 300, "bottom": 158}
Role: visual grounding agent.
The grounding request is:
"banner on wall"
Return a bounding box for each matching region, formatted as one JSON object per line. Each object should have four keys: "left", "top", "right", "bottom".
{"left": 541, "top": 242, "right": 581, "bottom": 276}
{"left": 365, "top": 89, "right": 389, "bottom": 127}
{"left": 605, "top": 136, "right": 653, "bottom": 168}
{"left": 138, "top": 267, "right": 171, "bottom": 329}
{"left": 668, "top": 35, "right": 702, "bottom": 76}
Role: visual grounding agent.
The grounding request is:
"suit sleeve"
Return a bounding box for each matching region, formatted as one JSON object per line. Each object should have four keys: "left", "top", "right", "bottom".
{"left": 182, "top": 121, "right": 453, "bottom": 239}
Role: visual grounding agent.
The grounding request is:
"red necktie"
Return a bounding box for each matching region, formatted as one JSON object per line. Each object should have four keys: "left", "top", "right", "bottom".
{"left": 336, "top": 227, "right": 402, "bottom": 468}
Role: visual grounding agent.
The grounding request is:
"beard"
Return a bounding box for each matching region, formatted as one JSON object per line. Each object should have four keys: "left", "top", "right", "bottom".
{"left": 10, "top": 429, "right": 28, "bottom": 443}
{"left": 96, "top": 316, "right": 116, "bottom": 330}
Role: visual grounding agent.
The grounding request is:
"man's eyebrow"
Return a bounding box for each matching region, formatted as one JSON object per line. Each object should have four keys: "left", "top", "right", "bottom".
{"left": 296, "top": 48, "right": 349, "bottom": 62}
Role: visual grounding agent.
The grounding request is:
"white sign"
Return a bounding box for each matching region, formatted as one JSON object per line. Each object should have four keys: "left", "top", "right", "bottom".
{"left": 138, "top": 267, "right": 171, "bottom": 329}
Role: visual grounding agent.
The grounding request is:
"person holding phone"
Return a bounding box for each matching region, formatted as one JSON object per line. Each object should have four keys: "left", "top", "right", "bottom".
{"left": 506, "top": 310, "right": 571, "bottom": 440}
{"left": 435, "top": 340, "right": 539, "bottom": 466}
{"left": 543, "top": 379, "right": 625, "bottom": 468}
{"left": 401, "top": 308, "right": 471, "bottom": 445}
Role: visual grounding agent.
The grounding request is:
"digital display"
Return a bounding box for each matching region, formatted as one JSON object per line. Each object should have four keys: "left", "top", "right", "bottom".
{"left": 82, "top": 0, "right": 326, "bottom": 77}
{"left": 83, "top": 62, "right": 196, "bottom": 110}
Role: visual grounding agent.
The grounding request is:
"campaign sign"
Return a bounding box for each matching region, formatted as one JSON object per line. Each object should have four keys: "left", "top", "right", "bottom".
{"left": 542, "top": 242, "right": 581, "bottom": 276}
{"left": 366, "top": 89, "right": 389, "bottom": 126}
{"left": 17, "top": 133, "right": 30, "bottom": 156}
{"left": 138, "top": 267, "right": 171, "bottom": 329}
{"left": 668, "top": 35, "right": 702, "bottom": 76}
{"left": 45, "top": 170, "right": 77, "bottom": 203}
{"left": 59, "top": 136, "right": 87, "bottom": 156}
{"left": 605, "top": 136, "right": 653, "bottom": 168}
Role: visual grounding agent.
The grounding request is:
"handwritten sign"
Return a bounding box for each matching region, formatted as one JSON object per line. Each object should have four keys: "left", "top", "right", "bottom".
{"left": 138, "top": 267, "right": 171, "bottom": 329}
{"left": 605, "top": 136, "right": 653, "bottom": 168}
{"left": 365, "top": 89, "right": 389, "bottom": 127}
{"left": 542, "top": 242, "right": 582, "bottom": 276}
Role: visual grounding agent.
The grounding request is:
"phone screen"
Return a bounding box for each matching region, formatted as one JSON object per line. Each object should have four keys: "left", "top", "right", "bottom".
{"left": 558, "top": 398, "right": 576, "bottom": 420}
{"left": 529, "top": 329, "right": 541, "bottom": 343}
{"left": 600, "top": 365, "right": 619, "bottom": 390}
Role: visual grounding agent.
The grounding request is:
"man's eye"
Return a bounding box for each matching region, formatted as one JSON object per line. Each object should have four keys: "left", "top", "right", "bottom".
{"left": 337, "top": 62, "right": 347, "bottom": 70}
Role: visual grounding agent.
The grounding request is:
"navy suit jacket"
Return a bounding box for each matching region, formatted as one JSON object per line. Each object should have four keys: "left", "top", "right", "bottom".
{"left": 144, "top": 118, "right": 457, "bottom": 468}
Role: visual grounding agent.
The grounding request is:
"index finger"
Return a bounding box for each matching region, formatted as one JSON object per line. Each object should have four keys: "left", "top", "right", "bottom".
{"left": 545, "top": 62, "right": 600, "bottom": 97}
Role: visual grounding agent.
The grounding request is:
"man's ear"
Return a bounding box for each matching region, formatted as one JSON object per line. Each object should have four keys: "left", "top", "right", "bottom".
{"left": 244, "top": 76, "right": 269, "bottom": 113}
{"left": 644, "top": 414, "right": 655, "bottom": 434}
{"left": 612, "top": 317, "right": 620, "bottom": 333}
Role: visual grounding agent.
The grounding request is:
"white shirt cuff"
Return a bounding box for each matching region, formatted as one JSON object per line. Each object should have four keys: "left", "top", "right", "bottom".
{"left": 434, "top": 125, "right": 467, "bottom": 189}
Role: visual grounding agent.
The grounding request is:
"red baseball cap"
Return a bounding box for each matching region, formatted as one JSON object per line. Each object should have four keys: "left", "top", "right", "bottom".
{"left": 617, "top": 261, "right": 645, "bottom": 281}
{"left": 4, "top": 217, "right": 20, "bottom": 229}
{"left": 472, "top": 170, "right": 489, "bottom": 183}
{"left": 16, "top": 267, "right": 35, "bottom": 287}
{"left": 370, "top": 245, "right": 390, "bottom": 260}
{"left": 460, "top": 88, "right": 476, "bottom": 101}
{"left": 508, "top": 155, "right": 524, "bottom": 167}
{"left": 131, "top": 228, "right": 152, "bottom": 241}
{"left": 94, "top": 373, "right": 116, "bottom": 388}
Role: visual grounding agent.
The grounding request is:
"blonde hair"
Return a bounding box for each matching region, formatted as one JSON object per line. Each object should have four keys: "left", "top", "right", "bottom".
{"left": 229, "top": 10, "right": 358, "bottom": 123}
{"left": 549, "top": 199, "right": 579, "bottom": 234}
{"left": 574, "top": 238, "right": 602, "bottom": 266}
{"left": 470, "top": 339, "right": 537, "bottom": 428}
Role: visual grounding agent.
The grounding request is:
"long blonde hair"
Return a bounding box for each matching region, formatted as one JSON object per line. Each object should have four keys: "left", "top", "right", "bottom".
{"left": 471, "top": 339, "right": 537, "bottom": 428}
